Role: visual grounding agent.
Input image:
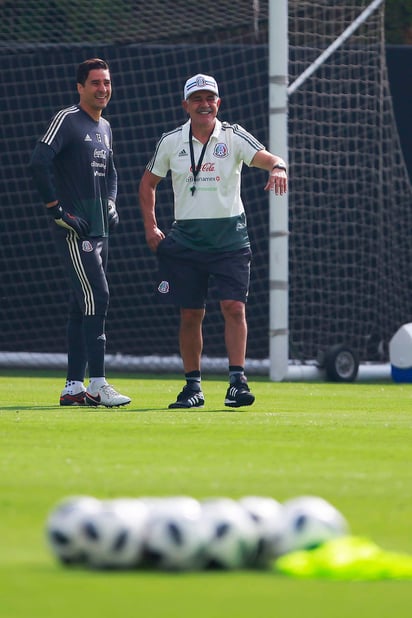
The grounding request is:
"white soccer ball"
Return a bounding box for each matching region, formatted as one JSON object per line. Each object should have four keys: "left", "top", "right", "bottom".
{"left": 201, "top": 498, "right": 260, "bottom": 570}
{"left": 274, "top": 495, "right": 349, "bottom": 556}
{"left": 143, "top": 496, "right": 211, "bottom": 571}
{"left": 238, "top": 495, "right": 285, "bottom": 567}
{"left": 45, "top": 495, "right": 102, "bottom": 565}
{"left": 80, "top": 498, "right": 150, "bottom": 569}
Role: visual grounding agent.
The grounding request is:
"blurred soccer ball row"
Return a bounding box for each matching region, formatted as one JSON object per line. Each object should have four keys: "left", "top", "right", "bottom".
{"left": 45, "top": 494, "right": 349, "bottom": 571}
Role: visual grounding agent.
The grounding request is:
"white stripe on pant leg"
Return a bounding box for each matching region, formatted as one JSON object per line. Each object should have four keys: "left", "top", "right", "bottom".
{"left": 66, "top": 232, "right": 95, "bottom": 315}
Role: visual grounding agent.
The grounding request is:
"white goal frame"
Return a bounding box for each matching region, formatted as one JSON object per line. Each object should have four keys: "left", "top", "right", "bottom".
{"left": 268, "top": 0, "right": 386, "bottom": 381}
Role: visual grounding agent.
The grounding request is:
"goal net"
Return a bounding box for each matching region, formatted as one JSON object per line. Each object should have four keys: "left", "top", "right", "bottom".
{"left": 0, "top": 0, "right": 411, "bottom": 373}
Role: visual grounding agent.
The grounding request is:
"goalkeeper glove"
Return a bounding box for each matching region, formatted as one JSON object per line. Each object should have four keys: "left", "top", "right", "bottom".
{"left": 108, "top": 199, "right": 119, "bottom": 230}
{"left": 47, "top": 204, "right": 89, "bottom": 238}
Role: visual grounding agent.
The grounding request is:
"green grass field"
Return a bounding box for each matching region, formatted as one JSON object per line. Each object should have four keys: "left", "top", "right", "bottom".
{"left": 1, "top": 369, "right": 412, "bottom": 618}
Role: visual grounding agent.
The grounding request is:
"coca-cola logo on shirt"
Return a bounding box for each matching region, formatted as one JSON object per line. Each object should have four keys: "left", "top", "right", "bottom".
{"left": 190, "top": 162, "right": 215, "bottom": 172}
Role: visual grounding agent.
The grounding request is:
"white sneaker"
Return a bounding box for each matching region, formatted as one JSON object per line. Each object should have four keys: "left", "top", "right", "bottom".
{"left": 85, "top": 384, "right": 131, "bottom": 408}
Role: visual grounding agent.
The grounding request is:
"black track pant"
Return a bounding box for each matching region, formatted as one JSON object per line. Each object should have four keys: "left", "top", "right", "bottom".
{"left": 51, "top": 225, "right": 109, "bottom": 380}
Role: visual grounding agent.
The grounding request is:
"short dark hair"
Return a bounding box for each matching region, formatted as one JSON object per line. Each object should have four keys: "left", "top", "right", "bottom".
{"left": 77, "top": 58, "right": 110, "bottom": 86}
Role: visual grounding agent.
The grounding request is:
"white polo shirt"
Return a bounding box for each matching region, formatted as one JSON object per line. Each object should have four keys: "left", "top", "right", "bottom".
{"left": 147, "top": 118, "right": 265, "bottom": 251}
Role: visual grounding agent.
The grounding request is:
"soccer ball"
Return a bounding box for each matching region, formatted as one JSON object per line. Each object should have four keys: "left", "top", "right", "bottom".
{"left": 80, "top": 498, "right": 150, "bottom": 569}
{"left": 274, "top": 495, "right": 349, "bottom": 556}
{"left": 238, "top": 495, "right": 285, "bottom": 567}
{"left": 143, "top": 496, "right": 211, "bottom": 571}
{"left": 201, "top": 498, "right": 260, "bottom": 570}
{"left": 45, "top": 495, "right": 102, "bottom": 565}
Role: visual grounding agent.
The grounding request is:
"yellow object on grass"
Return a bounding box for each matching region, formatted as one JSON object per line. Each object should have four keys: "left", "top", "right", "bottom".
{"left": 275, "top": 536, "right": 412, "bottom": 581}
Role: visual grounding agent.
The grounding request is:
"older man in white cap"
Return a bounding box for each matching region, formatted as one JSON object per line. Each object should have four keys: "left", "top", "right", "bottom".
{"left": 139, "top": 73, "right": 287, "bottom": 409}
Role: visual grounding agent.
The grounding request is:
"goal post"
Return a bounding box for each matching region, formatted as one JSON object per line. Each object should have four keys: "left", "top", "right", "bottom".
{"left": 269, "top": 0, "right": 289, "bottom": 381}
{"left": 268, "top": 0, "right": 408, "bottom": 381}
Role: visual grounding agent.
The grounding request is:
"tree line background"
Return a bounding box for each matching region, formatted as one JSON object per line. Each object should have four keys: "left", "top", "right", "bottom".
{"left": 386, "top": 0, "right": 412, "bottom": 43}
{"left": 1, "top": 1, "right": 412, "bottom": 45}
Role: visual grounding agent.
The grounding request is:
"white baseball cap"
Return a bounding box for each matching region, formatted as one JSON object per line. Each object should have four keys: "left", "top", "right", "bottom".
{"left": 183, "top": 73, "right": 219, "bottom": 100}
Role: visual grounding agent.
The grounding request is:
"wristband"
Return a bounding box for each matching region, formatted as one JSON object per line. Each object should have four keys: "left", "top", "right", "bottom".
{"left": 272, "top": 164, "right": 287, "bottom": 172}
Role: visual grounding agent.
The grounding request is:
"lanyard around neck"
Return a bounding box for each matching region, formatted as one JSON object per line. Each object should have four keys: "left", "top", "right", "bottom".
{"left": 189, "top": 125, "right": 213, "bottom": 196}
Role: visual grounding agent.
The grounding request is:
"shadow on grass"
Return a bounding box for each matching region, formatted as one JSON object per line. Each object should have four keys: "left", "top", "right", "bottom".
{"left": 0, "top": 405, "right": 63, "bottom": 411}
{"left": 0, "top": 405, "right": 235, "bottom": 413}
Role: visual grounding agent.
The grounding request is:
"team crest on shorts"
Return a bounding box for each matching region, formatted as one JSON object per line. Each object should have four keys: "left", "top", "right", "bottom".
{"left": 158, "top": 281, "right": 170, "bottom": 294}
{"left": 82, "top": 240, "right": 93, "bottom": 252}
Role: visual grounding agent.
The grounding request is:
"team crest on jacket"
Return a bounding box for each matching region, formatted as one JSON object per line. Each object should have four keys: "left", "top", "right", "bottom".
{"left": 214, "top": 143, "right": 228, "bottom": 158}
{"left": 158, "top": 281, "right": 170, "bottom": 294}
{"left": 82, "top": 240, "right": 93, "bottom": 252}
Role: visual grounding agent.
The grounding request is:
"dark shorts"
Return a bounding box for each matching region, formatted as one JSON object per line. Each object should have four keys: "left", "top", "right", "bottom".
{"left": 156, "top": 236, "right": 252, "bottom": 308}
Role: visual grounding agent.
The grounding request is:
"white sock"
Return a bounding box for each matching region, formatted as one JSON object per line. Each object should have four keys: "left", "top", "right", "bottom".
{"left": 64, "top": 380, "right": 85, "bottom": 395}
{"left": 88, "top": 377, "right": 108, "bottom": 392}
